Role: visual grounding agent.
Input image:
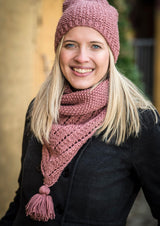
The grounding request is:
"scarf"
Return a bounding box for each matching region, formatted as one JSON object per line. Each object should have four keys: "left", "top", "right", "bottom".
{"left": 25, "top": 80, "right": 109, "bottom": 221}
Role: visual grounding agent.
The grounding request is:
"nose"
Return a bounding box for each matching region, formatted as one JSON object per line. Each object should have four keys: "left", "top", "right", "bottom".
{"left": 74, "top": 47, "right": 90, "bottom": 63}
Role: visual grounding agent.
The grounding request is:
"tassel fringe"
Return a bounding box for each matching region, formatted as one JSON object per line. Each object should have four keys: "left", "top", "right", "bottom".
{"left": 25, "top": 185, "right": 55, "bottom": 222}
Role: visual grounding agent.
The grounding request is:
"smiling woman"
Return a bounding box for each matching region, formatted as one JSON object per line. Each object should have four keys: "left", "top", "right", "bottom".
{"left": 60, "top": 26, "right": 109, "bottom": 90}
{"left": 1, "top": 0, "right": 160, "bottom": 226}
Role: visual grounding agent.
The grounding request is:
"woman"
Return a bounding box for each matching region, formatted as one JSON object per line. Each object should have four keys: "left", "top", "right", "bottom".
{"left": 1, "top": 0, "right": 160, "bottom": 225}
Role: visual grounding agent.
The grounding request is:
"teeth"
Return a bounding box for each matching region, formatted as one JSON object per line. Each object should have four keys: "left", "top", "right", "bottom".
{"left": 73, "top": 68, "right": 93, "bottom": 73}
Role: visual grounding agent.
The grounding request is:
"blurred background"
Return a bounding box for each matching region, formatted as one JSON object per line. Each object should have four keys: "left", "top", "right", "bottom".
{"left": 0, "top": 0, "right": 160, "bottom": 225}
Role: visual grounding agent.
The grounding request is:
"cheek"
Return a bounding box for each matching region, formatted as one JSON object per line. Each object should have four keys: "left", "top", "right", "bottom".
{"left": 59, "top": 55, "right": 68, "bottom": 77}
{"left": 59, "top": 52, "right": 65, "bottom": 68}
{"left": 60, "top": 51, "right": 73, "bottom": 72}
{"left": 97, "top": 54, "right": 109, "bottom": 73}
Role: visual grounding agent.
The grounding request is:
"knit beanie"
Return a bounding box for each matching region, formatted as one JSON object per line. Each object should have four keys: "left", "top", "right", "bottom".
{"left": 55, "top": 0, "right": 120, "bottom": 62}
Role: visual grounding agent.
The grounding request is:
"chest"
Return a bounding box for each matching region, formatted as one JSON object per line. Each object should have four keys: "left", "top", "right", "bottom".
{"left": 21, "top": 136, "right": 139, "bottom": 225}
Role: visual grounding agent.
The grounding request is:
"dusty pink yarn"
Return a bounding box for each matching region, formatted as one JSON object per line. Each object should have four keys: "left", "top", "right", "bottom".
{"left": 26, "top": 80, "right": 109, "bottom": 222}
{"left": 55, "top": 0, "right": 120, "bottom": 62}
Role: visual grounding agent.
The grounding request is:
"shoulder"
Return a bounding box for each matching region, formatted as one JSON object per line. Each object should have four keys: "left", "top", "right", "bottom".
{"left": 23, "top": 99, "right": 35, "bottom": 137}
{"left": 139, "top": 108, "right": 160, "bottom": 133}
{"left": 133, "top": 108, "right": 160, "bottom": 150}
{"left": 123, "top": 108, "right": 160, "bottom": 147}
{"left": 26, "top": 98, "right": 35, "bottom": 119}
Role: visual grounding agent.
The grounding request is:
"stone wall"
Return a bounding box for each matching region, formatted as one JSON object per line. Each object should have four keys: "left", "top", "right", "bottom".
{"left": 0, "top": 0, "right": 63, "bottom": 217}
{"left": 0, "top": 0, "right": 41, "bottom": 216}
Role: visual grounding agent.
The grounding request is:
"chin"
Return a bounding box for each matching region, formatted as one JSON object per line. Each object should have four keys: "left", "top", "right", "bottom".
{"left": 71, "top": 84, "right": 93, "bottom": 90}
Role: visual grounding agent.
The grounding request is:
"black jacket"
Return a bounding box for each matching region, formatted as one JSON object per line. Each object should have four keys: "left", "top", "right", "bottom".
{"left": 1, "top": 105, "right": 160, "bottom": 226}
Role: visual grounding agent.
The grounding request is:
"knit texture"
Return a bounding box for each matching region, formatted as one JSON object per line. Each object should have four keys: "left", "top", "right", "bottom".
{"left": 26, "top": 80, "right": 109, "bottom": 221}
{"left": 55, "top": 0, "right": 120, "bottom": 62}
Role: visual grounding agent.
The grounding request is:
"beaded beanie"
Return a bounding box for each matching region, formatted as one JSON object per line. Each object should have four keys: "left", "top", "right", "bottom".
{"left": 55, "top": 0, "right": 120, "bottom": 62}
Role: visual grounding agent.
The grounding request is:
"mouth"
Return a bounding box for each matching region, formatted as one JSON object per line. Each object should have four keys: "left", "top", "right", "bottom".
{"left": 72, "top": 67, "right": 94, "bottom": 74}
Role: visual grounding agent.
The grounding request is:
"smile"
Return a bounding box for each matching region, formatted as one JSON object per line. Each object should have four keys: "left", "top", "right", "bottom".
{"left": 73, "top": 68, "right": 93, "bottom": 74}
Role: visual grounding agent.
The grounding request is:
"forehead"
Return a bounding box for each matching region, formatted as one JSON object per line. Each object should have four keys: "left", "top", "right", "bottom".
{"left": 64, "top": 26, "right": 107, "bottom": 43}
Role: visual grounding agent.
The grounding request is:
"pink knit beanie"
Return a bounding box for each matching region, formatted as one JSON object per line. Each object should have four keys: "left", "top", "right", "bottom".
{"left": 55, "top": 0, "right": 120, "bottom": 62}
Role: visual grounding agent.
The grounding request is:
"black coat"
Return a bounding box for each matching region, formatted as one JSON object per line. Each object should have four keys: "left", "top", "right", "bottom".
{"left": 1, "top": 105, "right": 160, "bottom": 226}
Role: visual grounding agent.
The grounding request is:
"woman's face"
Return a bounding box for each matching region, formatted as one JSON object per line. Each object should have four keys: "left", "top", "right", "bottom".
{"left": 59, "top": 26, "right": 109, "bottom": 90}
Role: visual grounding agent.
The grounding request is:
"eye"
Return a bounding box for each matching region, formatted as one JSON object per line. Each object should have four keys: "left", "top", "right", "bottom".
{"left": 92, "top": 44, "right": 102, "bottom": 49}
{"left": 64, "top": 43, "right": 75, "bottom": 49}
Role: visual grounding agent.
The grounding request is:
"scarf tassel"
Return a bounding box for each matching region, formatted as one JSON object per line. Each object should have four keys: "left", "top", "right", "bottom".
{"left": 25, "top": 185, "right": 55, "bottom": 222}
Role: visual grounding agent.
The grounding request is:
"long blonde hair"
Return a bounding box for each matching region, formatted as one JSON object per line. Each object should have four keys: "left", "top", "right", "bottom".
{"left": 31, "top": 39, "right": 157, "bottom": 145}
{"left": 97, "top": 48, "right": 157, "bottom": 145}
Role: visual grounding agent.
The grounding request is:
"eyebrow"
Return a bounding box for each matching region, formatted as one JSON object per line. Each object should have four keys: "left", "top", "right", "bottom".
{"left": 90, "top": 41, "right": 105, "bottom": 45}
{"left": 63, "top": 40, "right": 104, "bottom": 45}
{"left": 63, "top": 40, "right": 77, "bottom": 43}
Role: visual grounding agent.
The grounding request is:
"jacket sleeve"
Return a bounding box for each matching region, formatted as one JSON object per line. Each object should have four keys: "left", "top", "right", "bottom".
{"left": 132, "top": 110, "right": 160, "bottom": 224}
{"left": 0, "top": 101, "right": 33, "bottom": 226}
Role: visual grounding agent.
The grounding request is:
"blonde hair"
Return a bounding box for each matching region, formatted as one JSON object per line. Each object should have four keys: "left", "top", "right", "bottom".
{"left": 31, "top": 40, "right": 157, "bottom": 145}
{"left": 96, "top": 48, "right": 157, "bottom": 145}
{"left": 31, "top": 39, "right": 65, "bottom": 143}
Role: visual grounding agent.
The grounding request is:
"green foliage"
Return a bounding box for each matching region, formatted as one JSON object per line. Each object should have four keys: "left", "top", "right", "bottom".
{"left": 107, "top": 0, "right": 144, "bottom": 89}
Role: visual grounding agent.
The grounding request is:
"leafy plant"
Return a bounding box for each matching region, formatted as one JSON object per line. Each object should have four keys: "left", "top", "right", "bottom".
{"left": 108, "top": 0, "right": 144, "bottom": 90}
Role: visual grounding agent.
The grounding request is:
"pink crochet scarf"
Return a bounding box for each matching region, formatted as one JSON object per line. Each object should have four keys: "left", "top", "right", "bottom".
{"left": 26, "top": 80, "right": 109, "bottom": 222}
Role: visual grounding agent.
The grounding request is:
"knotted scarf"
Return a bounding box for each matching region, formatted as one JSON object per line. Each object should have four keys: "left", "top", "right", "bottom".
{"left": 26, "top": 80, "right": 109, "bottom": 221}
